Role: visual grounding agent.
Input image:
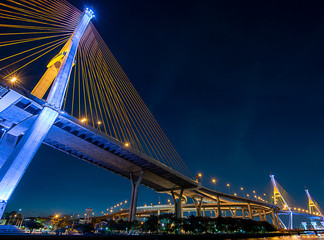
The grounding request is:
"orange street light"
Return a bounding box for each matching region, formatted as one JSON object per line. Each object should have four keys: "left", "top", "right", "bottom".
{"left": 10, "top": 77, "right": 17, "bottom": 83}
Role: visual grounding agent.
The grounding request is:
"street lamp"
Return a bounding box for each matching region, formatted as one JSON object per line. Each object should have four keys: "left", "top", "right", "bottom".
{"left": 227, "top": 184, "right": 231, "bottom": 194}
{"left": 212, "top": 178, "right": 216, "bottom": 191}
{"left": 97, "top": 121, "right": 102, "bottom": 130}
{"left": 196, "top": 173, "right": 202, "bottom": 183}
{"left": 10, "top": 77, "right": 17, "bottom": 83}
{"left": 240, "top": 187, "right": 244, "bottom": 196}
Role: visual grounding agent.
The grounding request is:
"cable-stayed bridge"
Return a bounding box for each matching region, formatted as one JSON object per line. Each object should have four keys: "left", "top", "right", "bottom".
{"left": 0, "top": 0, "right": 322, "bottom": 229}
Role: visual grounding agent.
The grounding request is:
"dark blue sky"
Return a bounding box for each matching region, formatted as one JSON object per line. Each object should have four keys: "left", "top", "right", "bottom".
{"left": 6, "top": 0, "right": 324, "bottom": 216}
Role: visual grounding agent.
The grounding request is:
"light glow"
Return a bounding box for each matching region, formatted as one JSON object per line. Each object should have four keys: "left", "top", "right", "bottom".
{"left": 10, "top": 77, "right": 17, "bottom": 83}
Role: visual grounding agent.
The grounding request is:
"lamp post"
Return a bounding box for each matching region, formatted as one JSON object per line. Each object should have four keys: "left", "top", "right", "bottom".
{"left": 227, "top": 184, "right": 231, "bottom": 194}
{"left": 212, "top": 178, "right": 216, "bottom": 191}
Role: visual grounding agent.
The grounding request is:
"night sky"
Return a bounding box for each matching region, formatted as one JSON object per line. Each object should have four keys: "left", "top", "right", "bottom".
{"left": 6, "top": 0, "right": 324, "bottom": 216}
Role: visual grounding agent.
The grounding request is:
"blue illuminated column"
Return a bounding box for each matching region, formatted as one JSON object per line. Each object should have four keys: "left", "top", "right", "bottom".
{"left": 0, "top": 9, "right": 94, "bottom": 219}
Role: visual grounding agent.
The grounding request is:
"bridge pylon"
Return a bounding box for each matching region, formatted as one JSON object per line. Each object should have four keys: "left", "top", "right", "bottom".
{"left": 0, "top": 9, "right": 94, "bottom": 219}
{"left": 270, "top": 174, "right": 293, "bottom": 229}
{"left": 305, "top": 188, "right": 324, "bottom": 220}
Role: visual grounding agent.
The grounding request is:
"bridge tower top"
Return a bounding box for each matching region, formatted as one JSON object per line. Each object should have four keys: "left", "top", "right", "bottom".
{"left": 305, "top": 188, "right": 324, "bottom": 218}
{"left": 270, "top": 174, "right": 291, "bottom": 212}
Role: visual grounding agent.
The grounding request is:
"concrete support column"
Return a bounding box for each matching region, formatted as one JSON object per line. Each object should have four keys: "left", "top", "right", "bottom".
{"left": 0, "top": 133, "right": 19, "bottom": 169}
{"left": 289, "top": 211, "right": 293, "bottom": 229}
{"left": 171, "top": 189, "right": 183, "bottom": 219}
{"left": 242, "top": 207, "right": 245, "bottom": 219}
{"left": 257, "top": 210, "right": 263, "bottom": 221}
{"left": 0, "top": 200, "right": 6, "bottom": 220}
{"left": 271, "top": 210, "right": 278, "bottom": 229}
{"left": 247, "top": 203, "right": 253, "bottom": 219}
{"left": 0, "top": 107, "right": 59, "bottom": 219}
{"left": 202, "top": 208, "right": 206, "bottom": 217}
{"left": 128, "top": 171, "right": 144, "bottom": 222}
{"left": 275, "top": 212, "right": 282, "bottom": 229}
{"left": 262, "top": 210, "right": 267, "bottom": 221}
{"left": 193, "top": 197, "right": 203, "bottom": 217}
{"left": 229, "top": 207, "right": 235, "bottom": 217}
{"left": 217, "top": 195, "right": 221, "bottom": 217}
{"left": 213, "top": 208, "right": 217, "bottom": 218}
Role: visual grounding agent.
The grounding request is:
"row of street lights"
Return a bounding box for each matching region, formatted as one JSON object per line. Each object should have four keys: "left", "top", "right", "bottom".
{"left": 197, "top": 173, "right": 269, "bottom": 203}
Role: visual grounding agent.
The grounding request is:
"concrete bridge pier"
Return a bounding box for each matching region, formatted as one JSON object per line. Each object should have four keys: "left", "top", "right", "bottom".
{"left": 289, "top": 211, "right": 293, "bottom": 229}
{"left": 128, "top": 171, "right": 143, "bottom": 222}
{"left": 216, "top": 195, "right": 221, "bottom": 217}
{"left": 270, "top": 210, "right": 279, "bottom": 229}
{"left": 247, "top": 203, "right": 253, "bottom": 219}
{"left": 193, "top": 197, "right": 203, "bottom": 217}
{"left": 242, "top": 207, "right": 246, "bottom": 219}
{"left": 0, "top": 133, "right": 19, "bottom": 169}
{"left": 171, "top": 189, "right": 183, "bottom": 219}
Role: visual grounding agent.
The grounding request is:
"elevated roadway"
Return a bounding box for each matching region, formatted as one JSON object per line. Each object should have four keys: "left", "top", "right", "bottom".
{"left": 0, "top": 84, "right": 280, "bottom": 224}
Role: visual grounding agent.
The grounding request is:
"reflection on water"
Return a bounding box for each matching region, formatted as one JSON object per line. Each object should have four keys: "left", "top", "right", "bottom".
{"left": 245, "top": 235, "right": 323, "bottom": 240}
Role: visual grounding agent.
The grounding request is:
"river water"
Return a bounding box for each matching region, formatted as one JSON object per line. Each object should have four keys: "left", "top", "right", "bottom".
{"left": 246, "top": 236, "right": 323, "bottom": 240}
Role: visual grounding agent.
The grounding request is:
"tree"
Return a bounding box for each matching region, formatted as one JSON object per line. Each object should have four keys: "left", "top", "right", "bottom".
{"left": 23, "top": 219, "right": 44, "bottom": 233}
{"left": 143, "top": 215, "right": 159, "bottom": 233}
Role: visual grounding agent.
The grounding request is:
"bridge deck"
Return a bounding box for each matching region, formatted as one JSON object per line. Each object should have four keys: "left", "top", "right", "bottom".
{"left": 0, "top": 85, "right": 197, "bottom": 192}
{"left": 0, "top": 85, "right": 279, "bottom": 210}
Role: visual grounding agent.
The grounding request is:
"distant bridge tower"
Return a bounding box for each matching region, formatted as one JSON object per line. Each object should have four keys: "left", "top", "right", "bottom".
{"left": 270, "top": 174, "right": 293, "bottom": 229}
{"left": 0, "top": 9, "right": 94, "bottom": 219}
{"left": 305, "top": 188, "right": 324, "bottom": 221}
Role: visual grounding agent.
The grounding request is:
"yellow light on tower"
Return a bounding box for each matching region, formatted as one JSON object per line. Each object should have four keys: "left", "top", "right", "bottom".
{"left": 125, "top": 142, "right": 129, "bottom": 147}
{"left": 97, "top": 121, "right": 101, "bottom": 125}
{"left": 80, "top": 118, "right": 87, "bottom": 123}
{"left": 212, "top": 178, "right": 216, "bottom": 183}
{"left": 198, "top": 173, "right": 202, "bottom": 177}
